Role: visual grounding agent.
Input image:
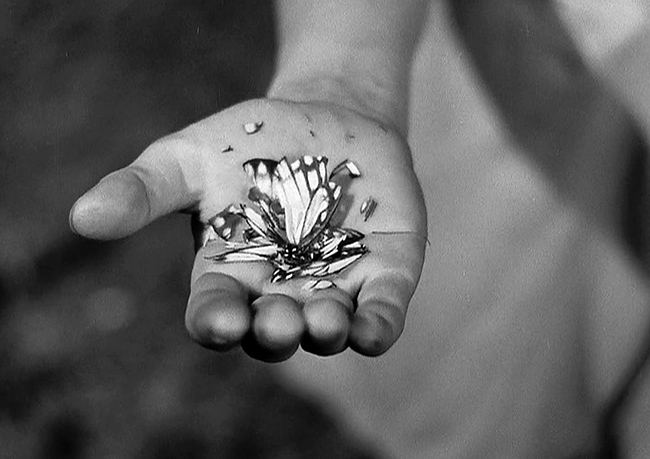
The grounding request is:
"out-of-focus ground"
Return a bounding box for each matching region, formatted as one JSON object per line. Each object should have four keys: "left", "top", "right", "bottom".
{"left": 0, "top": 1, "right": 373, "bottom": 458}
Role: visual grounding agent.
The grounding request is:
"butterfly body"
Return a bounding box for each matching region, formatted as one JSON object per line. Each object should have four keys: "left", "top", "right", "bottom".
{"left": 206, "top": 155, "right": 367, "bottom": 285}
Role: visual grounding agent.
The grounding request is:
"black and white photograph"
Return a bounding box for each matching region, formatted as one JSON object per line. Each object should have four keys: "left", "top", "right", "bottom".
{"left": 1, "top": 1, "right": 650, "bottom": 457}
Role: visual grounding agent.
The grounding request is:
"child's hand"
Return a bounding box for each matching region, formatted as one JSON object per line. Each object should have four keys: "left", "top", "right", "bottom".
{"left": 70, "top": 99, "right": 427, "bottom": 362}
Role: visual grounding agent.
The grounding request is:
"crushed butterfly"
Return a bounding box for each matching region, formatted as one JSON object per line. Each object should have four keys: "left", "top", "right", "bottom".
{"left": 204, "top": 155, "right": 368, "bottom": 286}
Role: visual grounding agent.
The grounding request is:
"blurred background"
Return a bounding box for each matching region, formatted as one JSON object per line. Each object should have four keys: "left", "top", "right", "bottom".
{"left": 0, "top": 1, "right": 374, "bottom": 458}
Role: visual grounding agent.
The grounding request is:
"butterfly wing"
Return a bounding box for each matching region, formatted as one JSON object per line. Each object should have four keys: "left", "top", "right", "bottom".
{"left": 239, "top": 205, "right": 270, "bottom": 239}
{"left": 243, "top": 156, "right": 348, "bottom": 246}
{"left": 273, "top": 156, "right": 316, "bottom": 244}
{"left": 275, "top": 250, "right": 365, "bottom": 280}
{"left": 270, "top": 226, "right": 367, "bottom": 282}
{"left": 243, "top": 159, "right": 278, "bottom": 197}
{"left": 298, "top": 181, "right": 342, "bottom": 246}
{"left": 242, "top": 159, "right": 287, "bottom": 241}
{"left": 308, "top": 227, "right": 367, "bottom": 276}
{"left": 330, "top": 159, "right": 361, "bottom": 179}
{"left": 209, "top": 156, "right": 367, "bottom": 282}
{"left": 205, "top": 242, "right": 279, "bottom": 263}
{"left": 274, "top": 156, "right": 342, "bottom": 246}
{"left": 310, "top": 252, "right": 365, "bottom": 277}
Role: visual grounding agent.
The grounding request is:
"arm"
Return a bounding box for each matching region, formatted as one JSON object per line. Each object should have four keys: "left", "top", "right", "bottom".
{"left": 269, "top": 0, "right": 430, "bottom": 135}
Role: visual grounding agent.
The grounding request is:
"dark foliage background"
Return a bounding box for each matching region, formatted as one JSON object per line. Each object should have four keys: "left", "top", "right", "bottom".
{"left": 0, "top": 1, "right": 371, "bottom": 457}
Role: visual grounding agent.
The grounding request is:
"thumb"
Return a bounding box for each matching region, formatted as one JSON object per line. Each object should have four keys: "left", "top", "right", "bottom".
{"left": 69, "top": 136, "right": 204, "bottom": 240}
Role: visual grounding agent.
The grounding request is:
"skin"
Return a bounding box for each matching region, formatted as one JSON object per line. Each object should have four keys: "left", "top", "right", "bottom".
{"left": 69, "top": 0, "right": 430, "bottom": 361}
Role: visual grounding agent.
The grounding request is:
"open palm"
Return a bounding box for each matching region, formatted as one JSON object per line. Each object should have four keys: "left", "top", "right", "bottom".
{"left": 70, "top": 99, "right": 427, "bottom": 362}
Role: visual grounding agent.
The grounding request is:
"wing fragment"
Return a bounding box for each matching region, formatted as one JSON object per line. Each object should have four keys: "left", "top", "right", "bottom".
{"left": 205, "top": 242, "right": 278, "bottom": 263}
{"left": 207, "top": 155, "right": 367, "bottom": 285}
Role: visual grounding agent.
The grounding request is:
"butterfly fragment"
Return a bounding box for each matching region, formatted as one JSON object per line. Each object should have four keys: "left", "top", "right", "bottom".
{"left": 330, "top": 159, "right": 361, "bottom": 178}
{"left": 205, "top": 155, "right": 368, "bottom": 287}
{"left": 208, "top": 206, "right": 241, "bottom": 241}
{"left": 359, "top": 197, "right": 378, "bottom": 221}
{"left": 243, "top": 121, "right": 264, "bottom": 134}
{"left": 303, "top": 279, "right": 335, "bottom": 291}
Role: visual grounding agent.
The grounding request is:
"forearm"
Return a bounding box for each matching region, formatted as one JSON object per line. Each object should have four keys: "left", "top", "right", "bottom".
{"left": 268, "top": 0, "right": 430, "bottom": 134}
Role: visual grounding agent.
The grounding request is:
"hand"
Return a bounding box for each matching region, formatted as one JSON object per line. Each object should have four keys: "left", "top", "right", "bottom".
{"left": 69, "top": 98, "right": 427, "bottom": 362}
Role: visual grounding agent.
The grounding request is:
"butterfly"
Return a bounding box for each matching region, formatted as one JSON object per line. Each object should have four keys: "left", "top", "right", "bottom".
{"left": 204, "top": 155, "right": 368, "bottom": 287}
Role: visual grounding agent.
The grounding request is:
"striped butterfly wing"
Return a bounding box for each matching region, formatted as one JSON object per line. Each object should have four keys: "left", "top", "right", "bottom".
{"left": 242, "top": 159, "right": 286, "bottom": 242}
{"left": 271, "top": 247, "right": 366, "bottom": 282}
{"left": 299, "top": 181, "right": 342, "bottom": 246}
{"left": 209, "top": 156, "right": 366, "bottom": 285}
{"left": 243, "top": 158, "right": 278, "bottom": 197}
{"left": 273, "top": 156, "right": 341, "bottom": 246}
{"left": 308, "top": 227, "right": 367, "bottom": 276}
{"left": 271, "top": 227, "right": 367, "bottom": 282}
{"left": 205, "top": 242, "right": 279, "bottom": 263}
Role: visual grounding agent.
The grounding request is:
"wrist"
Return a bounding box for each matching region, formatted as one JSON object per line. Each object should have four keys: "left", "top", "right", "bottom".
{"left": 267, "top": 45, "right": 411, "bottom": 135}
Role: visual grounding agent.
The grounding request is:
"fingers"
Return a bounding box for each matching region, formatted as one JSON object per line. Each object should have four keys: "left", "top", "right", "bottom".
{"left": 241, "top": 295, "right": 305, "bottom": 362}
{"left": 185, "top": 273, "right": 250, "bottom": 351}
{"left": 300, "top": 270, "right": 418, "bottom": 358}
{"left": 185, "top": 271, "right": 418, "bottom": 360}
{"left": 188, "top": 288, "right": 307, "bottom": 363}
{"left": 187, "top": 279, "right": 307, "bottom": 362}
{"left": 189, "top": 248, "right": 309, "bottom": 362}
{"left": 187, "top": 257, "right": 306, "bottom": 361}
{"left": 187, "top": 283, "right": 356, "bottom": 360}
{"left": 301, "top": 289, "right": 354, "bottom": 356}
{"left": 70, "top": 136, "right": 204, "bottom": 240}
